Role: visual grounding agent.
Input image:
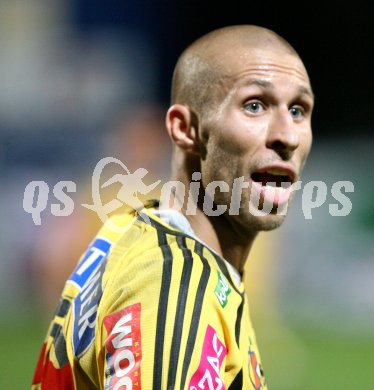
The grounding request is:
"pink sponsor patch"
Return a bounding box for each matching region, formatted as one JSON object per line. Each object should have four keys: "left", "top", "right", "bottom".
{"left": 188, "top": 325, "right": 227, "bottom": 390}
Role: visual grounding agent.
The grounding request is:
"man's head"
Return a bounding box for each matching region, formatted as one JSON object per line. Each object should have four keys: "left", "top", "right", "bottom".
{"left": 166, "top": 25, "right": 314, "bottom": 235}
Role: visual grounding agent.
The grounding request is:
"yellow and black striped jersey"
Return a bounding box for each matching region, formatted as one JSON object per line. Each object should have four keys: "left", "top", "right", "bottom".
{"left": 32, "top": 200, "right": 267, "bottom": 389}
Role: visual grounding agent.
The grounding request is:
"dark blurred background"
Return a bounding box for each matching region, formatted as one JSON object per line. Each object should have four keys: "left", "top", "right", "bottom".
{"left": 0, "top": 1, "right": 373, "bottom": 388}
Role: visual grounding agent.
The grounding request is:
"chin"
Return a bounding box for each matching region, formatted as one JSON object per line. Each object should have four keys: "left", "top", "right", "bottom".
{"left": 242, "top": 211, "right": 287, "bottom": 233}
{"left": 256, "top": 216, "right": 285, "bottom": 231}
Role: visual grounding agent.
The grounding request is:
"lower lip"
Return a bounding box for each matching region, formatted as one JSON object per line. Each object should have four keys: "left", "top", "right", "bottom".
{"left": 251, "top": 181, "right": 293, "bottom": 207}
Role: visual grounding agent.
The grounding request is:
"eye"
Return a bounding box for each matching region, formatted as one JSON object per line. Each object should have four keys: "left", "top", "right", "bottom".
{"left": 289, "top": 105, "right": 304, "bottom": 119}
{"left": 244, "top": 101, "right": 264, "bottom": 114}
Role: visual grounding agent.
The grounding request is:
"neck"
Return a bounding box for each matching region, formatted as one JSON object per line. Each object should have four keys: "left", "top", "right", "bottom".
{"left": 185, "top": 208, "right": 257, "bottom": 273}
{"left": 165, "top": 163, "right": 257, "bottom": 273}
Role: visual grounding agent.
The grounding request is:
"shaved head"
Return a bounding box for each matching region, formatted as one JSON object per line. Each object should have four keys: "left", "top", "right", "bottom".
{"left": 171, "top": 25, "right": 302, "bottom": 114}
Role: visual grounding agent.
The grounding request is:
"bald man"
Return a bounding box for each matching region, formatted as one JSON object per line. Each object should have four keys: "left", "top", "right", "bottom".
{"left": 32, "top": 25, "right": 314, "bottom": 389}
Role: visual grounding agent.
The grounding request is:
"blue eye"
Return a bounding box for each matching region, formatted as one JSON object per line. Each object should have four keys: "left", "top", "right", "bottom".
{"left": 244, "top": 101, "right": 264, "bottom": 114}
{"left": 289, "top": 106, "right": 303, "bottom": 119}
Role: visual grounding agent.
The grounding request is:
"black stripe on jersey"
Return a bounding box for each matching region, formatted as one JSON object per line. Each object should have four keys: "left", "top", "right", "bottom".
{"left": 139, "top": 212, "right": 241, "bottom": 295}
{"left": 54, "top": 330, "right": 69, "bottom": 367}
{"left": 180, "top": 241, "right": 211, "bottom": 390}
{"left": 228, "top": 368, "right": 243, "bottom": 389}
{"left": 50, "top": 322, "right": 62, "bottom": 338}
{"left": 49, "top": 323, "right": 69, "bottom": 367}
{"left": 153, "top": 230, "right": 173, "bottom": 390}
{"left": 235, "top": 296, "right": 244, "bottom": 345}
{"left": 138, "top": 211, "right": 194, "bottom": 236}
{"left": 167, "top": 236, "right": 194, "bottom": 389}
{"left": 55, "top": 298, "right": 71, "bottom": 318}
{"left": 138, "top": 213, "right": 240, "bottom": 294}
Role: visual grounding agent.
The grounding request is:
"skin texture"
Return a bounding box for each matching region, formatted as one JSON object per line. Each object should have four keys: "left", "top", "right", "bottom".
{"left": 166, "top": 25, "right": 314, "bottom": 273}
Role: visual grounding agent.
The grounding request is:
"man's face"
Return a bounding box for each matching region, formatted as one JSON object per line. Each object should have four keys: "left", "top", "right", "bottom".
{"left": 199, "top": 47, "right": 314, "bottom": 233}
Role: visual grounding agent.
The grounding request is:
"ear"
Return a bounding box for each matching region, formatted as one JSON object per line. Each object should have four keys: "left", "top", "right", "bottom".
{"left": 166, "top": 104, "right": 199, "bottom": 155}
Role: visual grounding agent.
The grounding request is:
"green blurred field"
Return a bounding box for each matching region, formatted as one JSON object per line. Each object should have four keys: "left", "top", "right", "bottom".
{"left": 259, "top": 323, "right": 374, "bottom": 389}
{"left": 0, "top": 313, "right": 46, "bottom": 389}
{"left": 1, "top": 311, "right": 373, "bottom": 389}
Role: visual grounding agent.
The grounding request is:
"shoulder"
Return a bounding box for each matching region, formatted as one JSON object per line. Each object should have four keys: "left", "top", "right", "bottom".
{"left": 98, "top": 207, "right": 244, "bottom": 314}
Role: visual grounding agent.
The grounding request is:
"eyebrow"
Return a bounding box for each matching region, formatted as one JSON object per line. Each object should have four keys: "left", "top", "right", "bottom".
{"left": 298, "top": 85, "right": 315, "bottom": 100}
{"left": 238, "top": 78, "right": 315, "bottom": 100}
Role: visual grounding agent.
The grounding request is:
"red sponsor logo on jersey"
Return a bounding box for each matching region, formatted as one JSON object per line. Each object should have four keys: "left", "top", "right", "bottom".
{"left": 104, "top": 303, "right": 142, "bottom": 389}
{"left": 189, "top": 325, "right": 227, "bottom": 390}
{"left": 248, "top": 347, "right": 263, "bottom": 390}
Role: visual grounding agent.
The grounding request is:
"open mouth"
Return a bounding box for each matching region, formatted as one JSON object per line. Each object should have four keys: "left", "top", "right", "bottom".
{"left": 250, "top": 167, "right": 296, "bottom": 207}
{"left": 251, "top": 170, "right": 294, "bottom": 188}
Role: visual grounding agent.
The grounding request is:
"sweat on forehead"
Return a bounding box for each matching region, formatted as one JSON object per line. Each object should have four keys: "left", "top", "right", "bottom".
{"left": 171, "top": 25, "right": 301, "bottom": 111}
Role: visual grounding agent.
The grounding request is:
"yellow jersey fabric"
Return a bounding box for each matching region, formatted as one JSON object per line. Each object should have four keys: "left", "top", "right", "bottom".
{"left": 32, "top": 201, "right": 267, "bottom": 389}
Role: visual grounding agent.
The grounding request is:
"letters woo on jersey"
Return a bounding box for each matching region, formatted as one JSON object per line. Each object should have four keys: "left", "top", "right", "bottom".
{"left": 104, "top": 303, "right": 142, "bottom": 390}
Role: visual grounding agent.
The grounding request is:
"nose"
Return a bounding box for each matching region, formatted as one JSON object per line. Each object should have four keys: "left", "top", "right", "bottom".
{"left": 266, "top": 107, "right": 300, "bottom": 159}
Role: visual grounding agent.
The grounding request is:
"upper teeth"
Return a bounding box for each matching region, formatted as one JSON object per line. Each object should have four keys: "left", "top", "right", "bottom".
{"left": 265, "top": 169, "right": 288, "bottom": 176}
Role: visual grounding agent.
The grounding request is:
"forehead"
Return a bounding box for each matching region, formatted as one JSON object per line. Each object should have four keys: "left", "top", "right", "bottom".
{"left": 219, "top": 46, "right": 312, "bottom": 94}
